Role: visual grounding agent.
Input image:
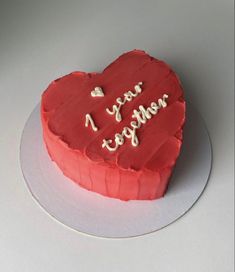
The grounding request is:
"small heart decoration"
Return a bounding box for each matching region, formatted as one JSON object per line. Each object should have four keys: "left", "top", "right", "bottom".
{"left": 91, "top": 86, "right": 104, "bottom": 97}
{"left": 41, "top": 50, "right": 186, "bottom": 201}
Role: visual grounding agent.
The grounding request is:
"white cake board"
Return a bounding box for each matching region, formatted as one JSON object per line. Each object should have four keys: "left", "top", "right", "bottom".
{"left": 20, "top": 103, "right": 212, "bottom": 238}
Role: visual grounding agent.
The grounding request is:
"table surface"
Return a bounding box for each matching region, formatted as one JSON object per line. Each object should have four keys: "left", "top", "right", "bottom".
{"left": 0, "top": 1, "right": 234, "bottom": 271}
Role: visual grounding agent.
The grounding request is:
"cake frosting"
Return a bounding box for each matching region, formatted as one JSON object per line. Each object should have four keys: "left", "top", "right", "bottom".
{"left": 41, "top": 50, "right": 186, "bottom": 200}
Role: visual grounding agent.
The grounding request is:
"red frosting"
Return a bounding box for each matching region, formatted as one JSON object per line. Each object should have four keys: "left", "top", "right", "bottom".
{"left": 41, "top": 50, "right": 186, "bottom": 200}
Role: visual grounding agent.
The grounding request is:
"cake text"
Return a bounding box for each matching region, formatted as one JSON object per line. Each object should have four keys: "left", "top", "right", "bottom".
{"left": 106, "top": 82, "right": 143, "bottom": 122}
{"left": 102, "top": 94, "right": 169, "bottom": 152}
{"left": 85, "top": 113, "right": 98, "bottom": 132}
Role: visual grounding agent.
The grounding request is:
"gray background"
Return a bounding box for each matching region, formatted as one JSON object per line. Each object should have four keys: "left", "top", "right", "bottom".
{"left": 0, "top": 0, "right": 234, "bottom": 271}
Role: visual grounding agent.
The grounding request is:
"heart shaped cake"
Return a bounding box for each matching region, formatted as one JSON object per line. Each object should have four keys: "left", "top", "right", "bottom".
{"left": 41, "top": 50, "right": 186, "bottom": 201}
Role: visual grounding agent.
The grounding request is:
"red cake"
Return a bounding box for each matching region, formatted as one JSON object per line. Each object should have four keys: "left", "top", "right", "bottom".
{"left": 41, "top": 50, "right": 186, "bottom": 201}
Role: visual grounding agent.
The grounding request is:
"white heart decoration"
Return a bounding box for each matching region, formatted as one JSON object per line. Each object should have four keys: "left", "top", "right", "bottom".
{"left": 91, "top": 87, "right": 104, "bottom": 97}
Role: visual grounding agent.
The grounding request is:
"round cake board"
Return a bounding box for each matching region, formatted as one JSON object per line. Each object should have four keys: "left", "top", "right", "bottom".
{"left": 20, "top": 103, "right": 212, "bottom": 238}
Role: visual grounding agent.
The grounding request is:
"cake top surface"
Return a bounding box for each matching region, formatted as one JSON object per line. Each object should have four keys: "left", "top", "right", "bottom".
{"left": 41, "top": 50, "right": 185, "bottom": 171}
